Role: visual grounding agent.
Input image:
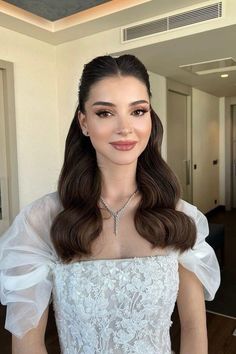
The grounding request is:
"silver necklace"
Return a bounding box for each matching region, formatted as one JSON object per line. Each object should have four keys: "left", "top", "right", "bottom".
{"left": 100, "top": 189, "right": 138, "bottom": 236}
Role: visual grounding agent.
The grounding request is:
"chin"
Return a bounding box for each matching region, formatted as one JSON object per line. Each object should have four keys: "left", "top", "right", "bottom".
{"left": 96, "top": 149, "right": 144, "bottom": 166}
{"left": 109, "top": 157, "right": 139, "bottom": 166}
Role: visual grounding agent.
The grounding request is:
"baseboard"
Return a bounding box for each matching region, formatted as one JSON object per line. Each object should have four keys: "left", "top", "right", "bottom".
{"left": 206, "top": 309, "right": 236, "bottom": 320}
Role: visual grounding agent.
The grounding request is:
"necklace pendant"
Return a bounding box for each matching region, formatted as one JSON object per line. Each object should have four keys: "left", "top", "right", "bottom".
{"left": 114, "top": 214, "right": 119, "bottom": 236}
{"left": 100, "top": 189, "right": 138, "bottom": 237}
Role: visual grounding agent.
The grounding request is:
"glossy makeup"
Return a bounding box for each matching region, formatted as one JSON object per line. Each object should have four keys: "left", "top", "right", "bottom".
{"left": 78, "top": 76, "right": 152, "bottom": 168}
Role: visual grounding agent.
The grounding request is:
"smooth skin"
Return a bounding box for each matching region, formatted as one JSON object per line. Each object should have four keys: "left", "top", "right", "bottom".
{"left": 12, "top": 75, "right": 208, "bottom": 353}
{"left": 12, "top": 306, "right": 49, "bottom": 354}
{"left": 177, "top": 264, "right": 208, "bottom": 353}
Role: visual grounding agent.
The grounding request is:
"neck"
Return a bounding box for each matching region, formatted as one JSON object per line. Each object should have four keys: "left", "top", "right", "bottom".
{"left": 98, "top": 161, "right": 138, "bottom": 203}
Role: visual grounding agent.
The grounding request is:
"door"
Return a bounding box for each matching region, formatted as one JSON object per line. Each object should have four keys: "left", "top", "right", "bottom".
{"left": 167, "top": 90, "right": 191, "bottom": 202}
{"left": 0, "top": 69, "right": 10, "bottom": 234}
{"left": 232, "top": 105, "right": 236, "bottom": 208}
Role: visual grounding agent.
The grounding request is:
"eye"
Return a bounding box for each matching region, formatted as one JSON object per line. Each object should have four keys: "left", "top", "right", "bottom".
{"left": 95, "top": 110, "right": 112, "bottom": 118}
{"left": 132, "top": 109, "right": 149, "bottom": 117}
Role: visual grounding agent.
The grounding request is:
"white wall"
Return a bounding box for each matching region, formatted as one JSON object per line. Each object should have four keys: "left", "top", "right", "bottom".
{"left": 0, "top": 26, "right": 60, "bottom": 208}
{"left": 192, "top": 88, "right": 219, "bottom": 212}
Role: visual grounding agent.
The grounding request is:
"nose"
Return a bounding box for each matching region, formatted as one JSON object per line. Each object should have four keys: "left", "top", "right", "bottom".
{"left": 116, "top": 116, "right": 133, "bottom": 135}
{"left": 117, "top": 127, "right": 133, "bottom": 135}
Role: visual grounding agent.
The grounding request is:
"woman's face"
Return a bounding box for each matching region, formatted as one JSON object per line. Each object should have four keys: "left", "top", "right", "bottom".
{"left": 78, "top": 75, "right": 152, "bottom": 167}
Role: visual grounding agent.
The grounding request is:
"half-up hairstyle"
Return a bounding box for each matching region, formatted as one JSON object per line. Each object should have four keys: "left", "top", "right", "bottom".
{"left": 50, "top": 54, "right": 197, "bottom": 263}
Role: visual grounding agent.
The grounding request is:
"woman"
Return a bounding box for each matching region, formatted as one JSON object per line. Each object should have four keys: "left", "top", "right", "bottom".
{"left": 0, "top": 54, "right": 220, "bottom": 354}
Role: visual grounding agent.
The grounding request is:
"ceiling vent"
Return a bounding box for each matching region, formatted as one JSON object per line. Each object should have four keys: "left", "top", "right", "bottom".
{"left": 179, "top": 57, "right": 236, "bottom": 75}
{"left": 122, "top": 2, "right": 222, "bottom": 42}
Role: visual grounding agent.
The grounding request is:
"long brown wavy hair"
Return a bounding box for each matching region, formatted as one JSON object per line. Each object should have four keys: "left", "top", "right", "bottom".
{"left": 50, "top": 54, "right": 197, "bottom": 263}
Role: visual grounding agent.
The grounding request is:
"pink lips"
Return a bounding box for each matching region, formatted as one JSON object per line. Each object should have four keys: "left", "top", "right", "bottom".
{"left": 110, "top": 140, "right": 137, "bottom": 151}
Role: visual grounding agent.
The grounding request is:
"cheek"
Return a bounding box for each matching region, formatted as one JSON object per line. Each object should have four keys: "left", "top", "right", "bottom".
{"left": 136, "top": 119, "right": 152, "bottom": 139}
{"left": 88, "top": 121, "right": 108, "bottom": 136}
{"left": 88, "top": 122, "right": 112, "bottom": 147}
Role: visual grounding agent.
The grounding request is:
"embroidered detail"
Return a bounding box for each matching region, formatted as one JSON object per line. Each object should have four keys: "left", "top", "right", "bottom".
{"left": 52, "top": 254, "right": 179, "bottom": 354}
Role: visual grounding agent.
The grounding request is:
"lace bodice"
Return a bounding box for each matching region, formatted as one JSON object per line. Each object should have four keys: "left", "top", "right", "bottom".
{"left": 52, "top": 252, "right": 179, "bottom": 354}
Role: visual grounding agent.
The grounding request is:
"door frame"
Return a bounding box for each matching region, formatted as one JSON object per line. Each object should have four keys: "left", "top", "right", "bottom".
{"left": 225, "top": 97, "right": 236, "bottom": 210}
{"left": 167, "top": 79, "right": 192, "bottom": 203}
{"left": 231, "top": 105, "right": 236, "bottom": 208}
{"left": 0, "top": 59, "right": 19, "bottom": 226}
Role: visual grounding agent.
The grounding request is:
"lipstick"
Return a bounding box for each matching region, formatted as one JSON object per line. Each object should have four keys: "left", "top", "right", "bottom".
{"left": 110, "top": 140, "right": 137, "bottom": 151}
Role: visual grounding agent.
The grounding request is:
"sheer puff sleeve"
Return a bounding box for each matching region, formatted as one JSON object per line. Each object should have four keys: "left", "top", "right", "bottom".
{"left": 176, "top": 199, "right": 221, "bottom": 301}
{"left": 0, "top": 192, "right": 61, "bottom": 339}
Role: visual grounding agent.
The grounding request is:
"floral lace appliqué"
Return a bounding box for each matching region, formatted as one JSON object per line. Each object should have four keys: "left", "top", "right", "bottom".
{"left": 52, "top": 253, "right": 179, "bottom": 354}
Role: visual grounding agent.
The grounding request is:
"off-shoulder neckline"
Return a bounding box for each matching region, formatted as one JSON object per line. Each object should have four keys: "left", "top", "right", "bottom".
{"left": 57, "top": 250, "right": 177, "bottom": 266}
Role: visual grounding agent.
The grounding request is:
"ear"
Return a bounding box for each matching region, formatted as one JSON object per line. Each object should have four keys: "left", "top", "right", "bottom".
{"left": 78, "top": 110, "right": 88, "bottom": 131}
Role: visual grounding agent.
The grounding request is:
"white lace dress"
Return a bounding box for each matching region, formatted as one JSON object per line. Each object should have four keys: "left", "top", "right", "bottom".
{"left": 0, "top": 192, "right": 221, "bottom": 354}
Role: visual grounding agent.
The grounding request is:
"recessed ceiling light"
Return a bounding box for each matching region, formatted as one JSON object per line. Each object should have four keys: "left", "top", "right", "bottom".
{"left": 221, "top": 74, "right": 229, "bottom": 78}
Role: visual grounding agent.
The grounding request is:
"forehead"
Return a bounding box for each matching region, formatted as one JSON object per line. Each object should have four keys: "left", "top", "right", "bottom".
{"left": 87, "top": 76, "right": 149, "bottom": 103}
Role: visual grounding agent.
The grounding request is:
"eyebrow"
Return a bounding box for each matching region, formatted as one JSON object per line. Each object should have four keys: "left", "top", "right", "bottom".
{"left": 92, "top": 100, "right": 149, "bottom": 107}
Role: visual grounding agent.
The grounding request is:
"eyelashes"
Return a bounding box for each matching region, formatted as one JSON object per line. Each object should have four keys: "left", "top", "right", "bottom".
{"left": 95, "top": 110, "right": 111, "bottom": 118}
{"left": 95, "top": 109, "right": 150, "bottom": 118}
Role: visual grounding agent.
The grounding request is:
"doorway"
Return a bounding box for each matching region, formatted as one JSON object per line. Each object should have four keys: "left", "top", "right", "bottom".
{"left": 167, "top": 80, "right": 192, "bottom": 203}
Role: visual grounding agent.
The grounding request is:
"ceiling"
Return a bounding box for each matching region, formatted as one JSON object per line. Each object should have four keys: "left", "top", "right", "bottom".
{"left": 4, "top": 0, "right": 111, "bottom": 21}
{"left": 1, "top": 0, "right": 236, "bottom": 97}
{"left": 113, "top": 24, "right": 236, "bottom": 97}
{"left": 2, "top": 0, "right": 206, "bottom": 23}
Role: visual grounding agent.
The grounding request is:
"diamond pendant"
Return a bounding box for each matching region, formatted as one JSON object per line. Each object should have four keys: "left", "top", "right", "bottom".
{"left": 113, "top": 213, "right": 119, "bottom": 236}
{"left": 99, "top": 189, "right": 138, "bottom": 237}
